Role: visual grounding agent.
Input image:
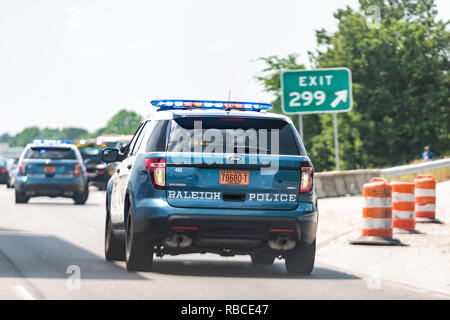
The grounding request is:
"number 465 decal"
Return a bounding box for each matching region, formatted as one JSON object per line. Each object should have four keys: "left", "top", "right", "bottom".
{"left": 289, "top": 90, "right": 326, "bottom": 107}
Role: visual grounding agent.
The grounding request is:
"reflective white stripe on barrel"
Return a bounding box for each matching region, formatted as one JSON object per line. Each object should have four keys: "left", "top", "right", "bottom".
{"left": 392, "top": 193, "right": 415, "bottom": 202}
{"left": 393, "top": 210, "right": 415, "bottom": 220}
{"left": 415, "top": 204, "right": 436, "bottom": 211}
{"left": 415, "top": 189, "right": 436, "bottom": 197}
{"left": 364, "top": 197, "right": 392, "bottom": 208}
{"left": 362, "top": 218, "right": 392, "bottom": 229}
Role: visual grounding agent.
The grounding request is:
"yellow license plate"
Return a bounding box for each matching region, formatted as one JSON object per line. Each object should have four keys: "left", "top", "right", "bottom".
{"left": 219, "top": 170, "right": 249, "bottom": 186}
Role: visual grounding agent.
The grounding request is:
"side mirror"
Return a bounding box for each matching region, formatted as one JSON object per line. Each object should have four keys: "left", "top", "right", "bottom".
{"left": 120, "top": 143, "right": 129, "bottom": 154}
{"left": 102, "top": 148, "right": 119, "bottom": 163}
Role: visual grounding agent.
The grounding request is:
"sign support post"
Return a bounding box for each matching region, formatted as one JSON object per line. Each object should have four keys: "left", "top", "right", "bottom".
{"left": 298, "top": 114, "right": 303, "bottom": 140}
{"left": 333, "top": 113, "right": 339, "bottom": 171}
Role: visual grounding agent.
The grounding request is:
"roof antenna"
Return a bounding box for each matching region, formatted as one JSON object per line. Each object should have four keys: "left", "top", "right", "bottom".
{"left": 226, "top": 89, "right": 232, "bottom": 112}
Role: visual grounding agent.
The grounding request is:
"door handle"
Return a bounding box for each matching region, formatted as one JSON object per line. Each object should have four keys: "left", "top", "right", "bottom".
{"left": 127, "top": 164, "right": 132, "bottom": 170}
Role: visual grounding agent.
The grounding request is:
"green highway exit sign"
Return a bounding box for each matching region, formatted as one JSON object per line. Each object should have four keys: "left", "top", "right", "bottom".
{"left": 281, "top": 68, "right": 352, "bottom": 114}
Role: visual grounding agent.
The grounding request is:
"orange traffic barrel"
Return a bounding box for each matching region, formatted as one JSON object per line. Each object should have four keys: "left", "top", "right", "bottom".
{"left": 392, "top": 182, "right": 418, "bottom": 233}
{"left": 350, "top": 177, "right": 402, "bottom": 245}
{"left": 414, "top": 175, "right": 438, "bottom": 223}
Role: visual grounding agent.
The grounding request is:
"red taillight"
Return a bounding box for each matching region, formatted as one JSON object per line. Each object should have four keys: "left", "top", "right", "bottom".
{"left": 98, "top": 170, "right": 105, "bottom": 174}
{"left": 300, "top": 161, "right": 314, "bottom": 193}
{"left": 19, "top": 162, "right": 26, "bottom": 175}
{"left": 171, "top": 226, "right": 199, "bottom": 230}
{"left": 0, "top": 168, "right": 7, "bottom": 174}
{"left": 74, "top": 163, "right": 82, "bottom": 177}
{"left": 145, "top": 157, "right": 166, "bottom": 189}
{"left": 269, "top": 229, "right": 295, "bottom": 233}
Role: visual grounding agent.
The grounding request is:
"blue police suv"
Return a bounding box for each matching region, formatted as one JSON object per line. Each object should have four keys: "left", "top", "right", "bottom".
{"left": 15, "top": 140, "right": 89, "bottom": 204}
{"left": 102, "top": 100, "right": 318, "bottom": 274}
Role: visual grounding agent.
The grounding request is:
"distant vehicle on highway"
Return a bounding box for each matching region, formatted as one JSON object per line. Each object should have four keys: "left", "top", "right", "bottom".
{"left": 0, "top": 159, "right": 8, "bottom": 185}
{"left": 76, "top": 140, "right": 111, "bottom": 191}
{"left": 76, "top": 136, "right": 133, "bottom": 191}
{"left": 102, "top": 100, "right": 317, "bottom": 275}
{"left": 6, "top": 158, "right": 19, "bottom": 188}
{"left": 14, "top": 140, "right": 89, "bottom": 204}
{"left": 96, "top": 135, "right": 133, "bottom": 150}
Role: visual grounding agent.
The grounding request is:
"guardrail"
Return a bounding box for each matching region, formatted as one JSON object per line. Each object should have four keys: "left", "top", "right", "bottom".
{"left": 315, "top": 158, "right": 450, "bottom": 199}
{"left": 381, "top": 158, "right": 450, "bottom": 177}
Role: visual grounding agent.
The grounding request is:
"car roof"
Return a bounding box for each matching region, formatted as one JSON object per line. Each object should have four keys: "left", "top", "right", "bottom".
{"left": 26, "top": 143, "right": 77, "bottom": 149}
{"left": 143, "top": 109, "right": 293, "bottom": 123}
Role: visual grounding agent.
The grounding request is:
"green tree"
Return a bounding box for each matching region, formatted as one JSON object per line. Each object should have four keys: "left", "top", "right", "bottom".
{"left": 312, "top": 0, "right": 449, "bottom": 168}
{"left": 9, "top": 127, "right": 41, "bottom": 147}
{"left": 0, "top": 133, "right": 10, "bottom": 143}
{"left": 60, "top": 127, "right": 89, "bottom": 142}
{"left": 101, "top": 109, "right": 143, "bottom": 135}
{"left": 258, "top": 0, "right": 449, "bottom": 171}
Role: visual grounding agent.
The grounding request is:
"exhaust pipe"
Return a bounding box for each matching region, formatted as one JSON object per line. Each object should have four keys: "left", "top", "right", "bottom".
{"left": 163, "top": 233, "right": 193, "bottom": 248}
{"left": 268, "top": 235, "right": 296, "bottom": 251}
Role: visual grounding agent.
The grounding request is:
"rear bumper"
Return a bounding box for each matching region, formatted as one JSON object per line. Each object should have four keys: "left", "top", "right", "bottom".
{"left": 134, "top": 214, "right": 317, "bottom": 244}
{"left": 124, "top": 189, "right": 318, "bottom": 254}
{"left": 15, "top": 176, "right": 86, "bottom": 197}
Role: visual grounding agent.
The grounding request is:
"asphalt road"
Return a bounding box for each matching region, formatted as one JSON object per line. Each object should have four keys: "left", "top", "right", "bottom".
{"left": 0, "top": 186, "right": 443, "bottom": 300}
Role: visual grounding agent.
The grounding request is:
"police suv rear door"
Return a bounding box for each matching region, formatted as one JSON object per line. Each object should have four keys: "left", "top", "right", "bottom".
{"left": 164, "top": 115, "right": 310, "bottom": 210}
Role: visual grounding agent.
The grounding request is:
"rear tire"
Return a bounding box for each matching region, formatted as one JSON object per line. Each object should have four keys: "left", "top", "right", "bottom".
{"left": 74, "top": 185, "right": 89, "bottom": 205}
{"left": 125, "top": 206, "right": 153, "bottom": 272}
{"left": 15, "top": 191, "right": 29, "bottom": 204}
{"left": 251, "top": 254, "right": 275, "bottom": 265}
{"left": 105, "top": 204, "right": 125, "bottom": 261}
{"left": 285, "top": 240, "right": 316, "bottom": 275}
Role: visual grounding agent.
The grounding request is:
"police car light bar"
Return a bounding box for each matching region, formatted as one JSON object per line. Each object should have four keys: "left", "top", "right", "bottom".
{"left": 150, "top": 100, "right": 272, "bottom": 112}
{"left": 32, "top": 139, "right": 72, "bottom": 145}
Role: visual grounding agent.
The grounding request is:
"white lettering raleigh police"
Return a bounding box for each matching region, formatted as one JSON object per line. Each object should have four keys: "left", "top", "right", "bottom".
{"left": 168, "top": 191, "right": 296, "bottom": 202}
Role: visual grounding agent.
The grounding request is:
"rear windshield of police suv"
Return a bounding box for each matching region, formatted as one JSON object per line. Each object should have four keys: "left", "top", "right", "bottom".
{"left": 164, "top": 117, "right": 302, "bottom": 156}
{"left": 25, "top": 147, "right": 77, "bottom": 160}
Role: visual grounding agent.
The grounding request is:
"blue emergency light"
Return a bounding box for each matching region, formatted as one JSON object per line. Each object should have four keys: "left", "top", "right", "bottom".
{"left": 32, "top": 139, "right": 72, "bottom": 145}
{"left": 150, "top": 99, "right": 272, "bottom": 112}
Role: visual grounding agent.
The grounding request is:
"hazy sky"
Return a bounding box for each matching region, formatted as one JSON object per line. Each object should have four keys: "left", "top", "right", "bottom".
{"left": 1, "top": 0, "right": 448, "bottom": 135}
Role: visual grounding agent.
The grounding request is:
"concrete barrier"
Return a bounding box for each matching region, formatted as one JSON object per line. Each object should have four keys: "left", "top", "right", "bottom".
{"left": 315, "top": 169, "right": 381, "bottom": 198}
{"left": 315, "top": 157, "right": 450, "bottom": 199}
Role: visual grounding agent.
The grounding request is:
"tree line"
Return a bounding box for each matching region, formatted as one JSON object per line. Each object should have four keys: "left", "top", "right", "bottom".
{"left": 1, "top": 109, "right": 143, "bottom": 147}
{"left": 256, "top": 0, "right": 449, "bottom": 172}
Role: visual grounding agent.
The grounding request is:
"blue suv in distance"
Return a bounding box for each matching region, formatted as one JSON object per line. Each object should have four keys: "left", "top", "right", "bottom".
{"left": 102, "top": 100, "right": 318, "bottom": 275}
{"left": 15, "top": 140, "right": 89, "bottom": 204}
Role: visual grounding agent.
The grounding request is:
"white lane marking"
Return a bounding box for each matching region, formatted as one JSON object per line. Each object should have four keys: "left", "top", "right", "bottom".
{"left": 364, "top": 197, "right": 392, "bottom": 208}
{"left": 392, "top": 193, "right": 415, "bottom": 202}
{"left": 10, "top": 285, "right": 35, "bottom": 300}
